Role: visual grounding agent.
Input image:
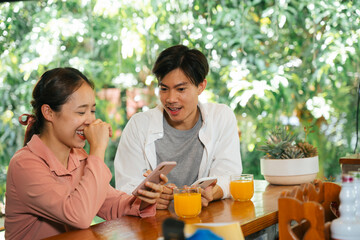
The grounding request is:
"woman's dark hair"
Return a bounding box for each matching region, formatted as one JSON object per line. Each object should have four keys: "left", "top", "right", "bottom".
{"left": 152, "top": 45, "right": 209, "bottom": 86}
{"left": 22, "top": 67, "right": 94, "bottom": 145}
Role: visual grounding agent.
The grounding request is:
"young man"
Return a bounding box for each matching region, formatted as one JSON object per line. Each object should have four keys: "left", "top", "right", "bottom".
{"left": 114, "top": 45, "right": 242, "bottom": 209}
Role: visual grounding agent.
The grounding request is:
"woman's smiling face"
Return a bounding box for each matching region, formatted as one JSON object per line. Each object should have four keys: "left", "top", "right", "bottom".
{"left": 159, "top": 68, "right": 206, "bottom": 130}
{"left": 51, "top": 82, "right": 96, "bottom": 149}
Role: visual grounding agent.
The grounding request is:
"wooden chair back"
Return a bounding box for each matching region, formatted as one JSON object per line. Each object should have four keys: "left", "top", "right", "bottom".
{"left": 278, "top": 180, "right": 341, "bottom": 240}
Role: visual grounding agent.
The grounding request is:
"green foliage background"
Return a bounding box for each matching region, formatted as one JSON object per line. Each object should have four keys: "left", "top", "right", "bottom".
{"left": 1, "top": 0, "right": 360, "bottom": 204}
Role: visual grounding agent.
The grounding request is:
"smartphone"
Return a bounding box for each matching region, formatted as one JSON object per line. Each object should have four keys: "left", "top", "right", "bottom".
{"left": 132, "top": 161, "right": 177, "bottom": 196}
{"left": 191, "top": 176, "right": 217, "bottom": 189}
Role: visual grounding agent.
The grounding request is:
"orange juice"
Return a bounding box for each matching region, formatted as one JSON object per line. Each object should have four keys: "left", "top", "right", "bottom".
{"left": 230, "top": 179, "right": 254, "bottom": 201}
{"left": 174, "top": 192, "right": 201, "bottom": 218}
{"left": 231, "top": 199, "right": 256, "bottom": 218}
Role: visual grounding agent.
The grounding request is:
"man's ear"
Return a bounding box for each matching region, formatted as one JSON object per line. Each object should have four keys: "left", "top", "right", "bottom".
{"left": 41, "top": 104, "right": 54, "bottom": 122}
{"left": 197, "top": 79, "right": 207, "bottom": 95}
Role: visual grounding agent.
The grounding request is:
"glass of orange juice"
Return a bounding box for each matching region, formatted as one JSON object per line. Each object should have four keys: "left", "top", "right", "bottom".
{"left": 230, "top": 174, "right": 254, "bottom": 201}
{"left": 173, "top": 187, "right": 201, "bottom": 218}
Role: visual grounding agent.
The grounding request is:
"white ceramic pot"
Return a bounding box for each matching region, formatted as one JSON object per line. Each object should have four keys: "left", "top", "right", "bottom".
{"left": 260, "top": 156, "right": 319, "bottom": 185}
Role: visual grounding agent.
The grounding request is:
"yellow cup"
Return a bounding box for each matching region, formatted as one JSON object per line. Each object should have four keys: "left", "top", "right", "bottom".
{"left": 230, "top": 174, "right": 254, "bottom": 201}
{"left": 174, "top": 187, "right": 201, "bottom": 218}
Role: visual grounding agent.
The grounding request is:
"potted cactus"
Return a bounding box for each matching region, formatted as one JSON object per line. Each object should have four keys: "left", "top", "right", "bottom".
{"left": 258, "top": 127, "right": 319, "bottom": 185}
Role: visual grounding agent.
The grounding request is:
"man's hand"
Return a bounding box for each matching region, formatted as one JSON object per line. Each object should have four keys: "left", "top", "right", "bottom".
{"left": 200, "top": 181, "right": 223, "bottom": 207}
{"left": 200, "top": 186, "right": 214, "bottom": 207}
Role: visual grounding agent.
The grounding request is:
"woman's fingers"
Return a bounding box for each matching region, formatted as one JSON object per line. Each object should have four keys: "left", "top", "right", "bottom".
{"left": 85, "top": 119, "right": 113, "bottom": 161}
{"left": 143, "top": 170, "right": 152, "bottom": 177}
{"left": 156, "top": 196, "right": 171, "bottom": 209}
{"left": 137, "top": 181, "right": 168, "bottom": 205}
{"left": 159, "top": 174, "right": 168, "bottom": 185}
{"left": 85, "top": 119, "right": 111, "bottom": 140}
{"left": 137, "top": 195, "right": 157, "bottom": 205}
{"left": 156, "top": 202, "right": 170, "bottom": 210}
{"left": 90, "top": 119, "right": 102, "bottom": 125}
{"left": 145, "top": 181, "right": 163, "bottom": 193}
{"left": 162, "top": 185, "right": 173, "bottom": 195}
{"left": 137, "top": 189, "right": 161, "bottom": 205}
{"left": 108, "top": 124, "right": 113, "bottom": 137}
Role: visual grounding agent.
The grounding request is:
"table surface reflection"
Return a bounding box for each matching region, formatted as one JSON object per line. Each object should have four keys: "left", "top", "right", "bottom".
{"left": 46, "top": 180, "right": 297, "bottom": 240}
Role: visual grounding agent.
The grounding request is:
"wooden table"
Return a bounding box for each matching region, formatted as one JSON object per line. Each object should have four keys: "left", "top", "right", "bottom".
{"left": 339, "top": 153, "right": 360, "bottom": 174}
{"left": 46, "top": 180, "right": 297, "bottom": 240}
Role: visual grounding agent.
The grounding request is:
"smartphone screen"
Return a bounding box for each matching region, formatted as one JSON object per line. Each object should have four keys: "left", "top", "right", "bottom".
{"left": 192, "top": 177, "right": 217, "bottom": 189}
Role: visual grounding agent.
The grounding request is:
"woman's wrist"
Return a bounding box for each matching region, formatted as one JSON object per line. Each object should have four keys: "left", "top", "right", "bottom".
{"left": 89, "top": 147, "right": 106, "bottom": 161}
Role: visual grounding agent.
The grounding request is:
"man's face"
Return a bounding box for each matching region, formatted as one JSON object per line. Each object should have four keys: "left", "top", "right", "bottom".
{"left": 159, "top": 68, "right": 206, "bottom": 130}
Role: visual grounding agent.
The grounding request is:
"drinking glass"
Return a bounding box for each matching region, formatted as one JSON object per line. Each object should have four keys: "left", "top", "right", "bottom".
{"left": 173, "top": 187, "right": 201, "bottom": 218}
{"left": 230, "top": 174, "right": 254, "bottom": 201}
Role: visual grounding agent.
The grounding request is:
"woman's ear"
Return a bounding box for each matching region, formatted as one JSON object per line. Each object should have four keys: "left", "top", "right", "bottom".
{"left": 41, "top": 104, "right": 54, "bottom": 122}
{"left": 197, "top": 79, "right": 207, "bottom": 95}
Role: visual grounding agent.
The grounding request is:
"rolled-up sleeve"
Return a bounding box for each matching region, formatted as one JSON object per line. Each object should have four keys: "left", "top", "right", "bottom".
{"left": 97, "top": 186, "right": 156, "bottom": 220}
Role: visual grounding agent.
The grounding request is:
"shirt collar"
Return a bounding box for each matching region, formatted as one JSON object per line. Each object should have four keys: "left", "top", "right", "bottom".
{"left": 197, "top": 102, "right": 208, "bottom": 124}
{"left": 27, "top": 135, "right": 87, "bottom": 176}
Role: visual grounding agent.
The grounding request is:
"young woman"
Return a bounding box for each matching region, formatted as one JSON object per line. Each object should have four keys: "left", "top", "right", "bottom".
{"left": 5, "top": 67, "right": 167, "bottom": 240}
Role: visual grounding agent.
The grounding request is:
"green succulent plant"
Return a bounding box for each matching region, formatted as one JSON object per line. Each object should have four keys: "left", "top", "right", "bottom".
{"left": 258, "top": 127, "right": 318, "bottom": 159}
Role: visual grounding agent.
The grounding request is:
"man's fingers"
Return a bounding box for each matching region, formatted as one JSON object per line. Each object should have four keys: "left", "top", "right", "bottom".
{"left": 166, "top": 183, "right": 177, "bottom": 189}
{"left": 200, "top": 186, "right": 214, "bottom": 204}
{"left": 201, "top": 198, "right": 209, "bottom": 207}
{"left": 210, "top": 179, "right": 217, "bottom": 187}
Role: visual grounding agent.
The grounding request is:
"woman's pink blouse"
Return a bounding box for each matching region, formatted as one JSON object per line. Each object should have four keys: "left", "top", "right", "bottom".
{"left": 5, "top": 135, "right": 155, "bottom": 240}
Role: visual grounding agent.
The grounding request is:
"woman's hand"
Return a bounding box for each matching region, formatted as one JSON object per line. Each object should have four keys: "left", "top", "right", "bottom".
{"left": 138, "top": 173, "right": 169, "bottom": 210}
{"left": 85, "top": 119, "right": 112, "bottom": 160}
{"left": 141, "top": 170, "right": 173, "bottom": 209}
{"left": 156, "top": 183, "right": 177, "bottom": 210}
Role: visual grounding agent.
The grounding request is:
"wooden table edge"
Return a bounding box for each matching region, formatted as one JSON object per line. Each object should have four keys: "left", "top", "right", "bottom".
{"left": 241, "top": 211, "right": 278, "bottom": 236}
{"left": 340, "top": 159, "right": 360, "bottom": 165}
